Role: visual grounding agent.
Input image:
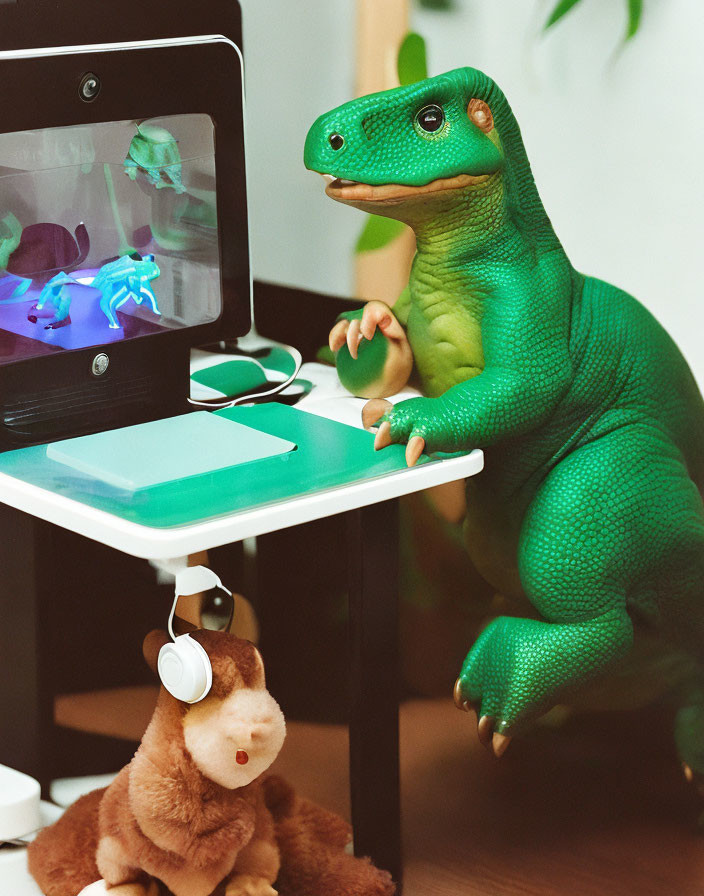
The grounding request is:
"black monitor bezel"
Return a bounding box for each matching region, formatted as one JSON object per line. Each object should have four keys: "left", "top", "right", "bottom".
{"left": 0, "top": 38, "right": 251, "bottom": 377}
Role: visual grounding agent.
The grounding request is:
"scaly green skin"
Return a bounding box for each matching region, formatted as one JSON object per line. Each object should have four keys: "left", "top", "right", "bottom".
{"left": 304, "top": 67, "right": 704, "bottom": 775}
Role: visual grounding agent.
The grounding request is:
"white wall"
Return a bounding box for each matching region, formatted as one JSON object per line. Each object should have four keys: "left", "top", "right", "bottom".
{"left": 238, "top": 0, "right": 359, "bottom": 299}
{"left": 240, "top": 0, "right": 704, "bottom": 384}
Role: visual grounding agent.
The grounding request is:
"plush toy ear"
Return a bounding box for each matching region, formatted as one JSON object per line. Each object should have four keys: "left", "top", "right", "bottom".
{"left": 142, "top": 629, "right": 171, "bottom": 675}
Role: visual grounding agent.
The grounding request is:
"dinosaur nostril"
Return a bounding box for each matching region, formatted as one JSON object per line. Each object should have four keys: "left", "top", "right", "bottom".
{"left": 329, "top": 133, "right": 345, "bottom": 150}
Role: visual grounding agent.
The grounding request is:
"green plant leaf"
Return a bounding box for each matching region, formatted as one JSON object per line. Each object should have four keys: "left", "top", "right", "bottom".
{"left": 355, "top": 215, "right": 407, "bottom": 253}
{"left": 544, "top": 0, "right": 583, "bottom": 29}
{"left": 418, "top": 0, "right": 454, "bottom": 9}
{"left": 397, "top": 32, "right": 428, "bottom": 86}
{"left": 626, "top": 0, "right": 643, "bottom": 39}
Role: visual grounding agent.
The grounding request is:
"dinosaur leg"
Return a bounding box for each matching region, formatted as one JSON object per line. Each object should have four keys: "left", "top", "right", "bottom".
{"left": 139, "top": 283, "right": 161, "bottom": 315}
{"left": 101, "top": 285, "right": 128, "bottom": 329}
{"left": 456, "top": 430, "right": 704, "bottom": 755}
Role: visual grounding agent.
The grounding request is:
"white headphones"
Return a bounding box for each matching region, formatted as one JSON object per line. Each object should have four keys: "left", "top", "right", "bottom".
{"left": 157, "top": 566, "right": 232, "bottom": 704}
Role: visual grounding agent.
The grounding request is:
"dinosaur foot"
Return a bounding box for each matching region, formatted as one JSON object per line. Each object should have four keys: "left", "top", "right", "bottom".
{"left": 680, "top": 764, "right": 704, "bottom": 831}
{"left": 453, "top": 678, "right": 512, "bottom": 758}
{"left": 682, "top": 763, "right": 704, "bottom": 797}
{"left": 45, "top": 315, "right": 71, "bottom": 330}
{"left": 477, "top": 715, "right": 512, "bottom": 758}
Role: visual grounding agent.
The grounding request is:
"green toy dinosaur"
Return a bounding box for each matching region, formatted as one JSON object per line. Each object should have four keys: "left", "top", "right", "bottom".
{"left": 304, "top": 67, "right": 704, "bottom": 789}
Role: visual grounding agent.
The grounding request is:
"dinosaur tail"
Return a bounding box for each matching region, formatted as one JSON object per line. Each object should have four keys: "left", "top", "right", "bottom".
{"left": 27, "top": 788, "right": 105, "bottom": 896}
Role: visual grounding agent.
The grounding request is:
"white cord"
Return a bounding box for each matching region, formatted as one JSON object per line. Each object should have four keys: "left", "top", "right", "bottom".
{"left": 166, "top": 589, "right": 180, "bottom": 642}
{"left": 187, "top": 342, "right": 303, "bottom": 410}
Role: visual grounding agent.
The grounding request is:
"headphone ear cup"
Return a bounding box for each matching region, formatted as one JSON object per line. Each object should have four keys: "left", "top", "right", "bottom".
{"left": 158, "top": 634, "right": 213, "bottom": 704}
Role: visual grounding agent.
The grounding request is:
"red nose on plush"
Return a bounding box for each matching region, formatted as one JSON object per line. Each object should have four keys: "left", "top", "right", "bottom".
{"left": 28, "top": 629, "right": 396, "bottom": 896}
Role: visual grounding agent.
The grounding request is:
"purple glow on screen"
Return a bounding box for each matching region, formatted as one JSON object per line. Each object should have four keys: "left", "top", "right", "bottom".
{"left": 0, "top": 267, "right": 165, "bottom": 357}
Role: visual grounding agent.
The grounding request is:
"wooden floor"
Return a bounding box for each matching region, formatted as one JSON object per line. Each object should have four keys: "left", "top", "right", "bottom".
{"left": 272, "top": 700, "right": 704, "bottom": 896}
{"left": 57, "top": 691, "right": 704, "bottom": 895}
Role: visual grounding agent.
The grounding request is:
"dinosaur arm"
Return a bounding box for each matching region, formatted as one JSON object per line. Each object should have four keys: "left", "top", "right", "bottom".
{"left": 378, "top": 278, "right": 573, "bottom": 452}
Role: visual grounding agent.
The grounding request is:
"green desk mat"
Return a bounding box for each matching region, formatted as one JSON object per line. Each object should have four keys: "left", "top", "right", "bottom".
{"left": 0, "top": 404, "right": 416, "bottom": 529}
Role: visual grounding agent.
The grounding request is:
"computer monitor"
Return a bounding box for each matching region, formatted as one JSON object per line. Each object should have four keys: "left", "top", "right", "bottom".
{"left": 0, "top": 36, "right": 250, "bottom": 449}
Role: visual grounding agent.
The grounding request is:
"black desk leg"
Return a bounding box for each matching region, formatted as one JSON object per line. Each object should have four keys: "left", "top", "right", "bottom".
{"left": 0, "top": 505, "right": 54, "bottom": 794}
{"left": 347, "top": 499, "right": 402, "bottom": 888}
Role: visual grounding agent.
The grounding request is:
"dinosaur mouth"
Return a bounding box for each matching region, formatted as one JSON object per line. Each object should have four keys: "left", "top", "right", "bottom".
{"left": 322, "top": 172, "right": 490, "bottom": 204}
{"left": 235, "top": 750, "right": 249, "bottom": 765}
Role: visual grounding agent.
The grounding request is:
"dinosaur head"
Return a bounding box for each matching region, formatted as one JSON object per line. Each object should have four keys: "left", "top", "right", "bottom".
{"left": 304, "top": 67, "right": 520, "bottom": 222}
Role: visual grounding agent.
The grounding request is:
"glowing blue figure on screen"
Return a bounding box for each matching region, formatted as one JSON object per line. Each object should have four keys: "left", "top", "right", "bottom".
{"left": 92, "top": 254, "right": 161, "bottom": 330}
{"left": 0, "top": 273, "right": 31, "bottom": 302}
{"left": 29, "top": 272, "right": 75, "bottom": 329}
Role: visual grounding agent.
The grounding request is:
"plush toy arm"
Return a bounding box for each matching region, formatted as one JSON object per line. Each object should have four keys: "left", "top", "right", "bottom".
{"left": 128, "top": 755, "right": 256, "bottom": 868}
{"left": 226, "top": 787, "right": 280, "bottom": 895}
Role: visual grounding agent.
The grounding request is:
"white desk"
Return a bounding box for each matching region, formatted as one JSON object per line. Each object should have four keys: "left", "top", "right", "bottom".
{"left": 0, "top": 363, "right": 482, "bottom": 559}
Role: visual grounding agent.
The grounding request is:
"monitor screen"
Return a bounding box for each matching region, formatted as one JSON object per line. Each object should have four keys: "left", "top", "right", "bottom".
{"left": 0, "top": 113, "right": 220, "bottom": 364}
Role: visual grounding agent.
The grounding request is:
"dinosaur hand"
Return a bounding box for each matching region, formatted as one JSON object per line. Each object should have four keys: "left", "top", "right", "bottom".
{"left": 366, "top": 395, "right": 463, "bottom": 467}
{"left": 330, "top": 302, "right": 413, "bottom": 398}
{"left": 329, "top": 300, "right": 405, "bottom": 360}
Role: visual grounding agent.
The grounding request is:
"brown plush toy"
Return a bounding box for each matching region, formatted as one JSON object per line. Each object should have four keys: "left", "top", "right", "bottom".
{"left": 28, "top": 630, "right": 395, "bottom": 896}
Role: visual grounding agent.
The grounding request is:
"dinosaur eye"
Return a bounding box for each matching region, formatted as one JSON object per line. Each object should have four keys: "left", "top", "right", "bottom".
{"left": 329, "top": 133, "right": 345, "bottom": 150}
{"left": 467, "top": 98, "right": 494, "bottom": 133}
{"left": 416, "top": 104, "right": 445, "bottom": 134}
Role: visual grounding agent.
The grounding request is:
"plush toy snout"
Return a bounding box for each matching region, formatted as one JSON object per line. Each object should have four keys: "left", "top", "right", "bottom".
{"left": 183, "top": 682, "right": 286, "bottom": 789}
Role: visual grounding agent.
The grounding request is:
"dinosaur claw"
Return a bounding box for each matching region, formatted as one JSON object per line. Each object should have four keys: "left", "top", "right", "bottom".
{"left": 347, "top": 318, "right": 362, "bottom": 359}
{"left": 477, "top": 715, "right": 494, "bottom": 749}
{"left": 405, "top": 435, "right": 425, "bottom": 467}
{"left": 492, "top": 732, "right": 511, "bottom": 758}
{"left": 453, "top": 678, "right": 471, "bottom": 712}
{"left": 362, "top": 399, "right": 392, "bottom": 429}
{"left": 329, "top": 319, "right": 349, "bottom": 353}
{"left": 682, "top": 762, "right": 704, "bottom": 798}
{"left": 374, "top": 421, "right": 392, "bottom": 450}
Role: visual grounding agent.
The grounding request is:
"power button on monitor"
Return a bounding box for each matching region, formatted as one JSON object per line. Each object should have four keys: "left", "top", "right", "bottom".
{"left": 91, "top": 353, "right": 109, "bottom": 376}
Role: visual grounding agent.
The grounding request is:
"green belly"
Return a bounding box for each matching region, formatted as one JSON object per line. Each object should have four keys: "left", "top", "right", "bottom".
{"left": 406, "top": 297, "right": 484, "bottom": 398}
